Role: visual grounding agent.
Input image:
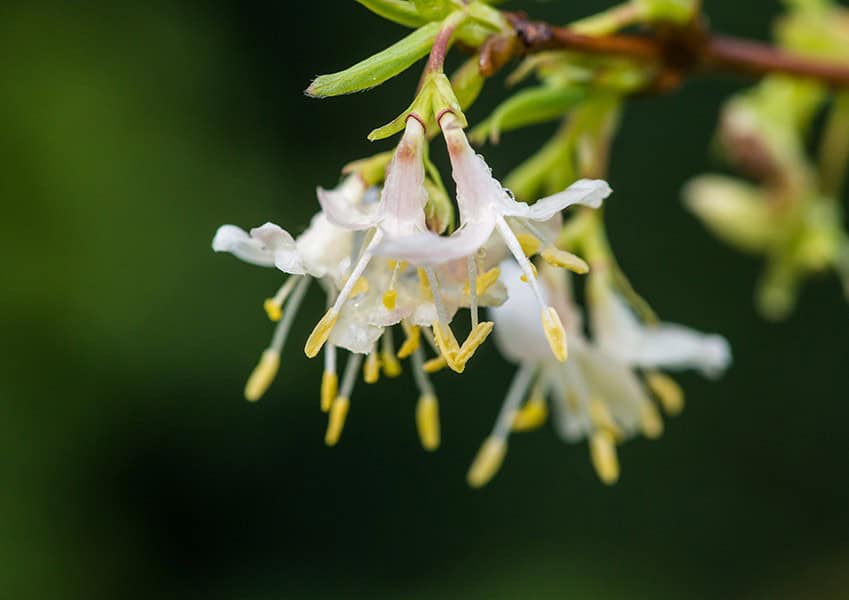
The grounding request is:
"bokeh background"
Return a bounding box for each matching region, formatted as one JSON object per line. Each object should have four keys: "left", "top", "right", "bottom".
{"left": 2, "top": 1, "right": 848, "bottom": 598}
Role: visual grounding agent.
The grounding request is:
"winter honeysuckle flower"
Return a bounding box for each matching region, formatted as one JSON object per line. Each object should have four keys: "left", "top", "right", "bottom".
{"left": 587, "top": 272, "right": 732, "bottom": 379}
{"left": 377, "top": 110, "right": 612, "bottom": 364}
{"left": 212, "top": 175, "right": 365, "bottom": 403}
{"left": 309, "top": 116, "right": 477, "bottom": 373}
{"left": 467, "top": 261, "right": 731, "bottom": 488}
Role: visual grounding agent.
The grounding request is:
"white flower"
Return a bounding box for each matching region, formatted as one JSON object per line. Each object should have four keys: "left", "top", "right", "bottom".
{"left": 587, "top": 273, "right": 732, "bottom": 379}
{"left": 467, "top": 260, "right": 731, "bottom": 488}
{"left": 376, "top": 111, "right": 612, "bottom": 363}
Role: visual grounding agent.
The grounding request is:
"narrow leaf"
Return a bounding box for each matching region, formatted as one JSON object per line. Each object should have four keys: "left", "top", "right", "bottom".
{"left": 307, "top": 22, "right": 440, "bottom": 98}
{"left": 355, "top": 0, "right": 427, "bottom": 28}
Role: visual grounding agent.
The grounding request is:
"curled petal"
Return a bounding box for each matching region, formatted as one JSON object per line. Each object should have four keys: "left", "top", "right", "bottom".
{"left": 374, "top": 215, "right": 497, "bottom": 265}
{"left": 295, "top": 213, "right": 354, "bottom": 277}
{"left": 317, "top": 179, "right": 380, "bottom": 231}
{"left": 212, "top": 224, "right": 275, "bottom": 267}
{"left": 501, "top": 179, "right": 612, "bottom": 222}
{"left": 630, "top": 325, "right": 732, "bottom": 378}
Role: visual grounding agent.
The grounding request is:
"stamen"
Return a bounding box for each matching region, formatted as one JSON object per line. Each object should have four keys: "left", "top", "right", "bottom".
{"left": 455, "top": 321, "right": 494, "bottom": 367}
{"left": 244, "top": 349, "right": 280, "bottom": 402}
{"left": 321, "top": 344, "right": 337, "bottom": 413}
{"left": 425, "top": 268, "right": 463, "bottom": 372}
{"left": 467, "top": 256, "right": 479, "bottom": 329}
{"left": 541, "top": 247, "right": 590, "bottom": 274}
{"left": 423, "top": 356, "right": 447, "bottom": 373}
{"left": 645, "top": 372, "right": 685, "bottom": 416}
{"left": 349, "top": 276, "right": 369, "bottom": 297}
{"left": 307, "top": 231, "right": 382, "bottom": 358}
{"left": 462, "top": 267, "right": 501, "bottom": 296}
{"left": 640, "top": 402, "right": 664, "bottom": 439}
{"left": 519, "top": 263, "right": 539, "bottom": 282}
{"left": 263, "top": 276, "right": 300, "bottom": 322}
{"left": 325, "top": 396, "right": 350, "bottom": 446}
{"left": 304, "top": 309, "right": 339, "bottom": 359}
{"left": 245, "top": 276, "right": 312, "bottom": 401}
{"left": 364, "top": 349, "right": 381, "bottom": 384}
{"left": 417, "top": 268, "right": 433, "bottom": 300}
{"left": 468, "top": 363, "right": 536, "bottom": 488}
{"left": 513, "top": 382, "right": 548, "bottom": 432}
{"left": 416, "top": 394, "right": 441, "bottom": 451}
{"left": 381, "top": 334, "right": 402, "bottom": 377}
{"left": 321, "top": 371, "right": 338, "bottom": 413}
{"left": 517, "top": 232, "right": 541, "bottom": 257}
{"left": 589, "top": 398, "right": 622, "bottom": 437}
{"left": 541, "top": 307, "right": 568, "bottom": 362}
{"left": 397, "top": 323, "right": 421, "bottom": 359}
{"left": 411, "top": 347, "right": 440, "bottom": 450}
{"left": 589, "top": 430, "right": 619, "bottom": 485}
{"left": 467, "top": 437, "right": 507, "bottom": 489}
{"left": 325, "top": 353, "right": 362, "bottom": 446}
{"left": 383, "top": 260, "right": 401, "bottom": 310}
{"left": 382, "top": 289, "right": 397, "bottom": 310}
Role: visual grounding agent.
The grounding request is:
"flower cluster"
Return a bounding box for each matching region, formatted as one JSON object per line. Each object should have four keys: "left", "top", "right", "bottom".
{"left": 210, "top": 0, "right": 741, "bottom": 487}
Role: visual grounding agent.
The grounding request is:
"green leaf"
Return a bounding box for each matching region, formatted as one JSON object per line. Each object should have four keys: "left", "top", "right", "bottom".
{"left": 450, "top": 56, "right": 485, "bottom": 110}
{"left": 412, "top": 0, "right": 456, "bottom": 20}
{"left": 470, "top": 85, "right": 587, "bottom": 144}
{"left": 306, "top": 22, "right": 440, "bottom": 97}
{"left": 355, "top": 0, "right": 427, "bottom": 27}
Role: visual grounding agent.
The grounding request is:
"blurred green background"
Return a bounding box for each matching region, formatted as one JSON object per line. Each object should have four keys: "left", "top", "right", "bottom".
{"left": 2, "top": 1, "right": 848, "bottom": 598}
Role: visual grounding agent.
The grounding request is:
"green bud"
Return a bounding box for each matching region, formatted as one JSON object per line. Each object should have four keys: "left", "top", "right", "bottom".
{"left": 355, "top": 0, "right": 428, "bottom": 28}
{"left": 424, "top": 178, "right": 454, "bottom": 233}
{"left": 451, "top": 57, "right": 485, "bottom": 110}
{"left": 342, "top": 152, "right": 394, "bottom": 185}
{"left": 470, "top": 85, "right": 587, "bottom": 144}
{"left": 683, "top": 175, "right": 777, "bottom": 253}
{"left": 756, "top": 258, "right": 801, "bottom": 321}
{"left": 634, "top": 0, "right": 699, "bottom": 24}
{"left": 306, "top": 22, "right": 440, "bottom": 97}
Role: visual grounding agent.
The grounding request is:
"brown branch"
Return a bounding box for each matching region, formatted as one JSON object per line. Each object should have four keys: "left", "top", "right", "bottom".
{"left": 483, "top": 13, "right": 849, "bottom": 90}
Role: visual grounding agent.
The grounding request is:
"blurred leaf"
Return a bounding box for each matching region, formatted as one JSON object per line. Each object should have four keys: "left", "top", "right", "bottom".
{"left": 355, "top": 0, "right": 428, "bottom": 27}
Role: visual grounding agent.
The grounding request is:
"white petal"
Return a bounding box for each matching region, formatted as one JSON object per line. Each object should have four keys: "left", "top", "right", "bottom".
{"left": 316, "top": 176, "right": 379, "bottom": 231}
{"left": 295, "top": 213, "right": 353, "bottom": 277}
{"left": 590, "top": 280, "right": 647, "bottom": 361}
{"left": 329, "top": 312, "right": 384, "bottom": 355}
{"left": 374, "top": 215, "right": 497, "bottom": 265}
{"left": 248, "top": 223, "right": 309, "bottom": 275}
{"left": 212, "top": 224, "right": 274, "bottom": 267}
{"left": 501, "top": 179, "right": 612, "bottom": 222}
{"left": 629, "top": 325, "right": 732, "bottom": 378}
{"left": 379, "top": 118, "right": 428, "bottom": 237}
{"left": 489, "top": 261, "right": 553, "bottom": 363}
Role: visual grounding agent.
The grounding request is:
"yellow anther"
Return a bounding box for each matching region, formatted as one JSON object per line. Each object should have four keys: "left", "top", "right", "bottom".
{"left": 423, "top": 356, "right": 447, "bottom": 373}
{"left": 417, "top": 268, "right": 433, "bottom": 300}
{"left": 589, "top": 398, "right": 621, "bottom": 437}
{"left": 416, "top": 394, "right": 441, "bottom": 451}
{"left": 364, "top": 351, "right": 381, "bottom": 384}
{"left": 324, "top": 396, "right": 350, "bottom": 446}
{"left": 397, "top": 324, "right": 421, "bottom": 359}
{"left": 381, "top": 350, "right": 402, "bottom": 378}
{"left": 455, "top": 321, "right": 494, "bottom": 366}
{"left": 513, "top": 399, "right": 548, "bottom": 432}
{"left": 640, "top": 402, "right": 664, "bottom": 439}
{"left": 541, "top": 307, "right": 568, "bottom": 362}
{"left": 350, "top": 276, "right": 369, "bottom": 297}
{"left": 467, "top": 436, "right": 507, "bottom": 488}
{"left": 244, "top": 349, "right": 280, "bottom": 402}
{"left": 263, "top": 298, "right": 282, "bottom": 322}
{"left": 433, "top": 322, "right": 463, "bottom": 372}
{"left": 520, "top": 263, "right": 539, "bottom": 282}
{"left": 517, "top": 233, "right": 541, "bottom": 257}
{"left": 304, "top": 309, "right": 338, "bottom": 358}
{"left": 463, "top": 267, "right": 502, "bottom": 297}
{"left": 320, "top": 371, "right": 337, "bottom": 413}
{"left": 590, "top": 430, "right": 619, "bottom": 485}
{"left": 646, "top": 372, "right": 685, "bottom": 416}
{"left": 541, "top": 247, "right": 590, "bottom": 274}
{"left": 382, "top": 289, "right": 398, "bottom": 310}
